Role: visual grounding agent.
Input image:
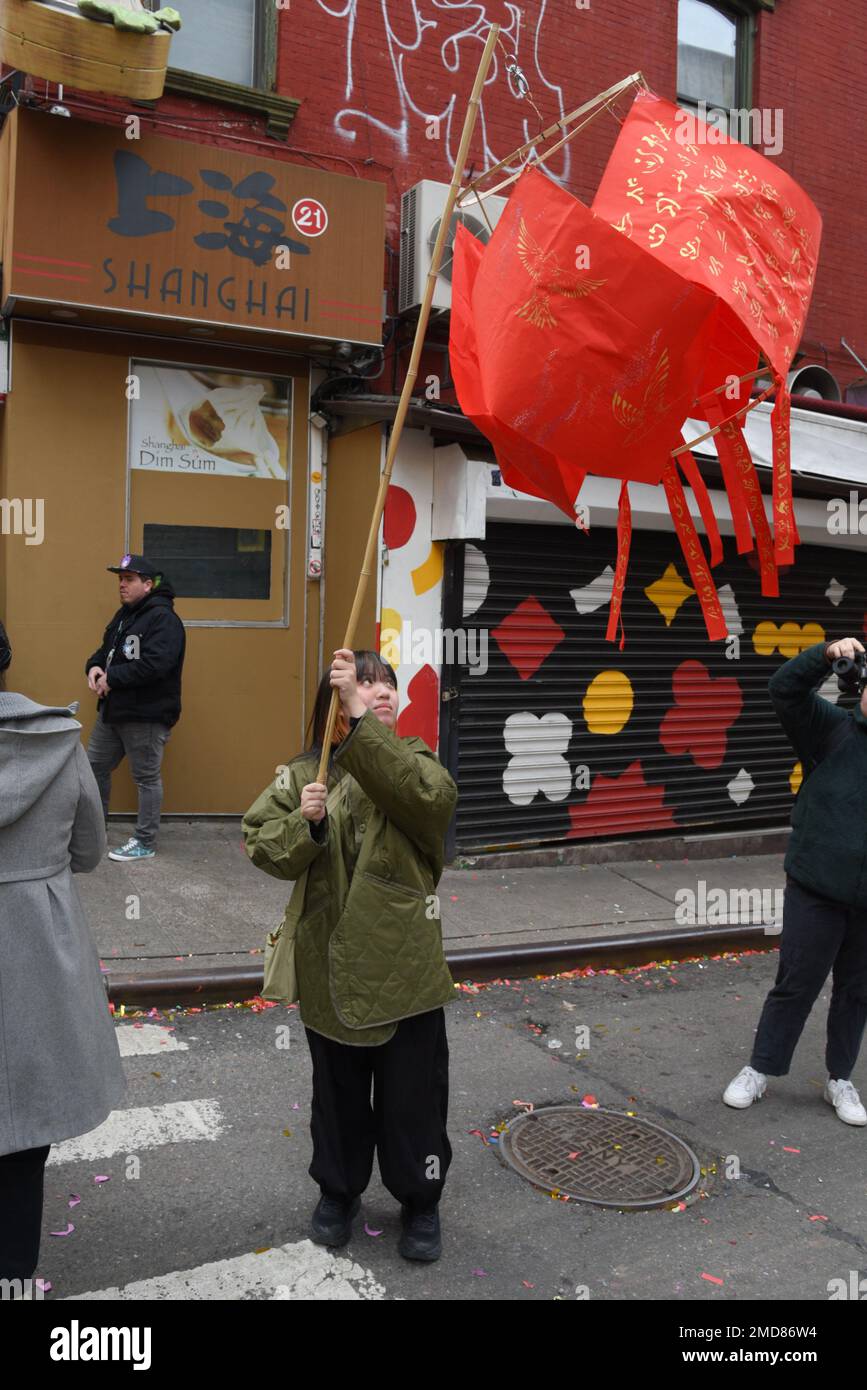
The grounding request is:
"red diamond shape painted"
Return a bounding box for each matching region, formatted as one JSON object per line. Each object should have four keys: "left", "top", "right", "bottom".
{"left": 492, "top": 596, "right": 565, "bottom": 681}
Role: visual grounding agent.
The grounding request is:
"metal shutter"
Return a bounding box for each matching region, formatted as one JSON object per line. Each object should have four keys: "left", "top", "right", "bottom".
{"left": 444, "top": 520, "right": 865, "bottom": 852}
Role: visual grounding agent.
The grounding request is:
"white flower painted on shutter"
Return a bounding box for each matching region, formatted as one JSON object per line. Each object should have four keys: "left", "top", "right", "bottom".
{"left": 502, "top": 711, "right": 573, "bottom": 806}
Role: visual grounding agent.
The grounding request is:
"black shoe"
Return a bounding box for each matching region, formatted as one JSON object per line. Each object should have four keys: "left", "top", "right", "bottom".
{"left": 398, "top": 1204, "right": 442, "bottom": 1262}
{"left": 310, "top": 1194, "right": 361, "bottom": 1247}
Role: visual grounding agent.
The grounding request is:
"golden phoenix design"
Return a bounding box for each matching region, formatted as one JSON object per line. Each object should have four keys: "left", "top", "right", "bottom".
{"left": 612, "top": 349, "right": 671, "bottom": 440}
{"left": 514, "top": 218, "right": 607, "bottom": 329}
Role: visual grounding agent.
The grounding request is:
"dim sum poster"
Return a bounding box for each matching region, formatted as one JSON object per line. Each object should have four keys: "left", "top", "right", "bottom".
{"left": 129, "top": 363, "right": 291, "bottom": 480}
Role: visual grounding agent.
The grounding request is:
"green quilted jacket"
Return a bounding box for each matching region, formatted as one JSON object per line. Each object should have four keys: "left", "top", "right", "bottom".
{"left": 242, "top": 709, "right": 458, "bottom": 1045}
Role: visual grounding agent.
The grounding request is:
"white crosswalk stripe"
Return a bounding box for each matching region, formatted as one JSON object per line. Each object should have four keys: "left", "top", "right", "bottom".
{"left": 115, "top": 1024, "right": 189, "bottom": 1056}
{"left": 67, "top": 1241, "right": 388, "bottom": 1300}
{"left": 46, "top": 1100, "right": 224, "bottom": 1165}
{"left": 48, "top": 1026, "right": 388, "bottom": 1301}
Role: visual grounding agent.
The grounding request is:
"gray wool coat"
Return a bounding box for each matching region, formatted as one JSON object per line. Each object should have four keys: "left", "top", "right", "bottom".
{"left": 0, "top": 692, "right": 127, "bottom": 1156}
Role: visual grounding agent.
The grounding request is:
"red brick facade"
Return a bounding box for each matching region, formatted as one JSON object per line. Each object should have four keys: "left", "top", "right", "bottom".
{"left": 279, "top": 0, "right": 866, "bottom": 389}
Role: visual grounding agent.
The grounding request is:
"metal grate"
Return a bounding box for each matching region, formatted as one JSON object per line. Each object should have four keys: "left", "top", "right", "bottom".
{"left": 499, "top": 1106, "right": 701, "bottom": 1209}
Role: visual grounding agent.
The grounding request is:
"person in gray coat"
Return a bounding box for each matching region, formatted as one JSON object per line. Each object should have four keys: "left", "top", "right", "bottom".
{"left": 0, "top": 621, "right": 127, "bottom": 1282}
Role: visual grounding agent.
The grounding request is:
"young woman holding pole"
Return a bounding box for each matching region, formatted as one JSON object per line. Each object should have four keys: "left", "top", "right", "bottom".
{"left": 243, "top": 648, "right": 458, "bottom": 1261}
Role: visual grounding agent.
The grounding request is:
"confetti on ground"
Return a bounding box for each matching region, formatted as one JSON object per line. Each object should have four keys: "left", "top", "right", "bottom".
{"left": 49, "top": 1224, "right": 75, "bottom": 1237}
{"left": 364, "top": 1223, "right": 383, "bottom": 1238}
{"left": 35, "top": 1279, "right": 52, "bottom": 1293}
{"left": 782, "top": 1146, "right": 801, "bottom": 1154}
{"left": 512, "top": 1100, "right": 534, "bottom": 1112}
{"left": 521, "top": 1280, "right": 535, "bottom": 1288}
{"left": 67, "top": 1194, "right": 81, "bottom": 1208}
{"left": 701, "top": 1272, "right": 724, "bottom": 1286}
{"left": 672, "top": 1201, "right": 687, "bottom": 1213}
{"left": 94, "top": 1175, "right": 110, "bottom": 1185}
{"left": 472, "top": 1269, "right": 488, "bottom": 1277}
{"left": 808, "top": 1214, "right": 828, "bottom": 1222}
{"left": 104, "top": 947, "right": 769, "bottom": 1029}
{"left": 581, "top": 1095, "right": 599, "bottom": 1108}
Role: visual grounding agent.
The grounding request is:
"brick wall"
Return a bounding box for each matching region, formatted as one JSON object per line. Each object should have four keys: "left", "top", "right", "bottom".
{"left": 279, "top": 0, "right": 866, "bottom": 389}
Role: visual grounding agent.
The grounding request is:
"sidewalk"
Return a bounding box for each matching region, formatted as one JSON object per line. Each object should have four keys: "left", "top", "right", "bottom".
{"left": 82, "top": 819, "right": 788, "bottom": 982}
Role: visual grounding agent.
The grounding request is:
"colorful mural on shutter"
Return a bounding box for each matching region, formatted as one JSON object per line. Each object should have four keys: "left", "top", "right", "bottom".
{"left": 448, "top": 521, "right": 865, "bottom": 851}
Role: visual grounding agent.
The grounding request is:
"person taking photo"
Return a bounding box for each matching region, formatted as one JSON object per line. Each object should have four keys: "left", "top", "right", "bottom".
{"left": 724, "top": 636, "right": 867, "bottom": 1125}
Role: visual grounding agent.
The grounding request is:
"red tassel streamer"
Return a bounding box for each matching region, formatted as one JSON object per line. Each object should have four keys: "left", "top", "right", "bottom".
{"left": 606, "top": 480, "right": 632, "bottom": 650}
{"left": 662, "top": 458, "right": 728, "bottom": 641}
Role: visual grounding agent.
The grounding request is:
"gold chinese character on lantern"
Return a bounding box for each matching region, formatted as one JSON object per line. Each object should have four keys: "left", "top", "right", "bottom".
{"left": 656, "top": 194, "right": 681, "bottom": 219}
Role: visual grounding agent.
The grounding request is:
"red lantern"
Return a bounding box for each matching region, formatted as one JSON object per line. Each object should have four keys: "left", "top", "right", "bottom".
{"left": 593, "top": 91, "right": 822, "bottom": 568}
{"left": 450, "top": 166, "right": 731, "bottom": 643}
{"left": 449, "top": 91, "right": 822, "bottom": 647}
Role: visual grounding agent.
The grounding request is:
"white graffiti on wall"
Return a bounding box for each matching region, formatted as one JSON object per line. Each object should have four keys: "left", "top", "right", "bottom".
{"left": 313, "top": 0, "right": 572, "bottom": 183}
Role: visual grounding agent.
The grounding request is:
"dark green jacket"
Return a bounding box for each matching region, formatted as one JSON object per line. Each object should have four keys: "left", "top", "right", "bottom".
{"left": 769, "top": 642, "right": 867, "bottom": 909}
{"left": 242, "top": 710, "right": 458, "bottom": 1045}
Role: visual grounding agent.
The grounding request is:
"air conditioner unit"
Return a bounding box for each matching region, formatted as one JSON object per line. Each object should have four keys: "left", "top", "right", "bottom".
{"left": 399, "top": 180, "right": 508, "bottom": 315}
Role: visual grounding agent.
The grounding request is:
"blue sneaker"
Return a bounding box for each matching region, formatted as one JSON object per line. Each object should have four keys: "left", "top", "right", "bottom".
{"left": 108, "top": 837, "right": 155, "bottom": 862}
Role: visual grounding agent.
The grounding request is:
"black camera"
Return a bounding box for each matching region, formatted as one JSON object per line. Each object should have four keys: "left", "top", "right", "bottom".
{"left": 833, "top": 652, "right": 867, "bottom": 696}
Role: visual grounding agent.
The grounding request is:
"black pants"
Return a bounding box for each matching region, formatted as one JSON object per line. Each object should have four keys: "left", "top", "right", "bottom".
{"left": 0, "top": 1145, "right": 50, "bottom": 1281}
{"left": 305, "top": 1008, "right": 451, "bottom": 1210}
{"left": 750, "top": 876, "right": 867, "bottom": 1079}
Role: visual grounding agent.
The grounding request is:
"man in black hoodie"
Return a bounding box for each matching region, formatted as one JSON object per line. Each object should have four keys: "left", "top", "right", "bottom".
{"left": 85, "top": 554, "right": 186, "bottom": 861}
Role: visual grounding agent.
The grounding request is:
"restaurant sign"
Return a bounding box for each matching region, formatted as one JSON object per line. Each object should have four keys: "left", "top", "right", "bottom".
{"left": 1, "top": 108, "right": 385, "bottom": 345}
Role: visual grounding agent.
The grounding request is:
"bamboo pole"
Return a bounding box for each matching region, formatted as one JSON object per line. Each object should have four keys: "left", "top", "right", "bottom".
{"left": 315, "top": 22, "right": 501, "bottom": 783}
{"left": 455, "top": 72, "right": 644, "bottom": 207}
{"left": 672, "top": 382, "right": 776, "bottom": 458}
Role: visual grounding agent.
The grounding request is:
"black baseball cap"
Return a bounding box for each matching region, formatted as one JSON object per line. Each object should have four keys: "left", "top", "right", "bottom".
{"left": 107, "top": 553, "right": 162, "bottom": 578}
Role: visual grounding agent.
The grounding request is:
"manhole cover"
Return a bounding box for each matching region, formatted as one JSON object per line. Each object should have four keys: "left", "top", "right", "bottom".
{"left": 498, "top": 1106, "right": 701, "bottom": 1209}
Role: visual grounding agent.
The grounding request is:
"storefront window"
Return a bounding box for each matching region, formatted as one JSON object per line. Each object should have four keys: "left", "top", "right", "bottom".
{"left": 127, "top": 359, "right": 292, "bottom": 625}
{"left": 142, "top": 524, "right": 272, "bottom": 600}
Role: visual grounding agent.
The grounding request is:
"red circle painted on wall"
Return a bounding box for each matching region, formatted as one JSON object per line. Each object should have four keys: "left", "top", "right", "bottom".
{"left": 383, "top": 485, "right": 417, "bottom": 550}
{"left": 292, "top": 198, "right": 329, "bottom": 237}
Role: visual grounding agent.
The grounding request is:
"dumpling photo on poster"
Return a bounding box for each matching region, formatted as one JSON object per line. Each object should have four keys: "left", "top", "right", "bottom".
{"left": 129, "top": 363, "right": 291, "bottom": 480}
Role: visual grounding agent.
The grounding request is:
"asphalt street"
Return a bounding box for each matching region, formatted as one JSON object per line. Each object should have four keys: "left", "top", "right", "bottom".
{"left": 36, "top": 946, "right": 867, "bottom": 1303}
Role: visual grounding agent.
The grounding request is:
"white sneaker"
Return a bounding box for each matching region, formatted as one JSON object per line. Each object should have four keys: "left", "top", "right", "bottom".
{"left": 723, "top": 1065, "right": 767, "bottom": 1108}
{"left": 824, "top": 1079, "right": 867, "bottom": 1126}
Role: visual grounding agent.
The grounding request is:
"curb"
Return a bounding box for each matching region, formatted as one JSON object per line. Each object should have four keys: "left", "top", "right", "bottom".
{"left": 450, "top": 825, "right": 791, "bottom": 871}
{"left": 106, "top": 923, "right": 779, "bottom": 1008}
